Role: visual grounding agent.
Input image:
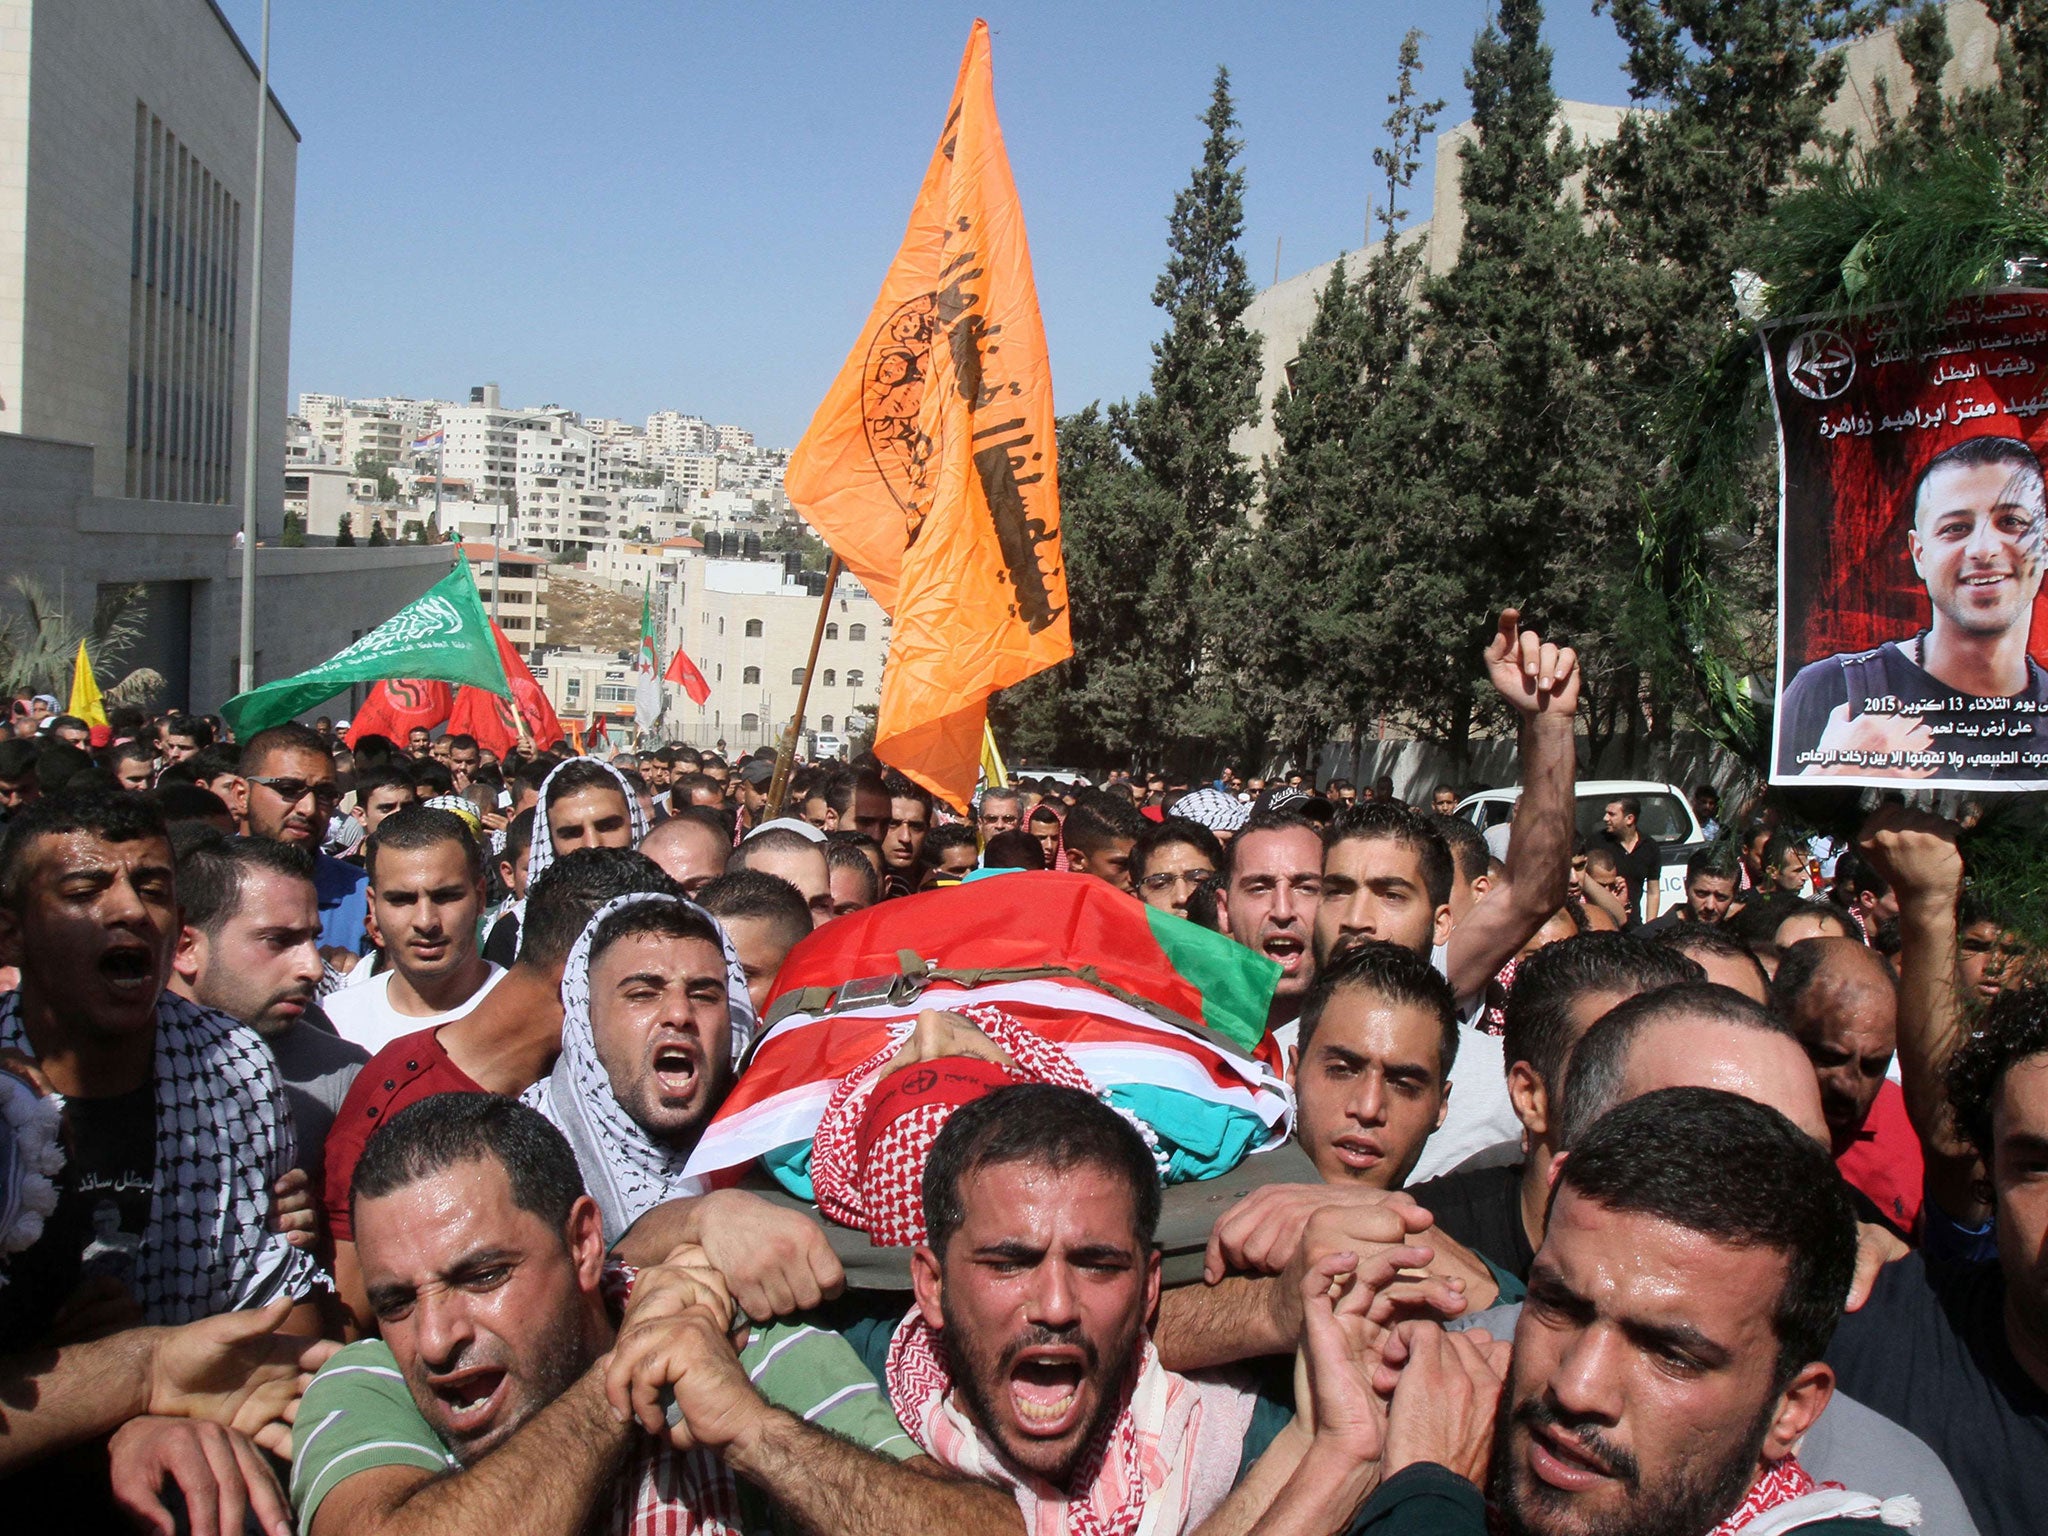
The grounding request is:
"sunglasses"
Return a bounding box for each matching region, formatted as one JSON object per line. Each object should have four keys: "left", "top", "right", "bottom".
{"left": 247, "top": 775, "right": 340, "bottom": 808}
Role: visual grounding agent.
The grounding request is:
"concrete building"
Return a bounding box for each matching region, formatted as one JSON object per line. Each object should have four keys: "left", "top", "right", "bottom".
{"left": 522, "top": 479, "right": 613, "bottom": 553}
{"left": 1, "top": 433, "right": 445, "bottom": 712}
{"left": 662, "top": 549, "right": 888, "bottom": 754}
{"left": 530, "top": 645, "right": 639, "bottom": 735}
{"left": 1236, "top": 99, "right": 1626, "bottom": 469}
{"left": 282, "top": 461, "right": 379, "bottom": 540}
{"left": 565, "top": 534, "right": 888, "bottom": 751}
{"left": 714, "top": 424, "right": 753, "bottom": 453}
{"left": 460, "top": 542, "right": 549, "bottom": 655}
{"left": 0, "top": 0, "right": 451, "bottom": 715}
{"left": 667, "top": 452, "right": 719, "bottom": 497}
{"left": 435, "top": 401, "right": 530, "bottom": 499}
{"left": 646, "top": 409, "right": 714, "bottom": 459}
{"left": 0, "top": 0, "right": 295, "bottom": 514}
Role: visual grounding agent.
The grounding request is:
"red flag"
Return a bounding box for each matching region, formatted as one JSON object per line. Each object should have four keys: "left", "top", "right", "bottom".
{"left": 664, "top": 642, "right": 712, "bottom": 707}
{"left": 588, "top": 714, "right": 611, "bottom": 752}
{"left": 345, "top": 680, "right": 451, "bottom": 748}
{"left": 447, "top": 622, "right": 566, "bottom": 756}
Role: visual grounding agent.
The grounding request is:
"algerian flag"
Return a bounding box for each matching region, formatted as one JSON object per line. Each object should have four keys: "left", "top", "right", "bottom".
{"left": 634, "top": 581, "right": 662, "bottom": 733}
{"left": 221, "top": 557, "right": 512, "bottom": 737}
{"left": 68, "top": 640, "right": 108, "bottom": 730}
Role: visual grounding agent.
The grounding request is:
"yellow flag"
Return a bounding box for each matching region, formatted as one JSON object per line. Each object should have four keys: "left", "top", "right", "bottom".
{"left": 980, "top": 719, "right": 1009, "bottom": 791}
{"left": 68, "top": 639, "right": 107, "bottom": 729}
{"left": 785, "top": 19, "right": 1069, "bottom": 811}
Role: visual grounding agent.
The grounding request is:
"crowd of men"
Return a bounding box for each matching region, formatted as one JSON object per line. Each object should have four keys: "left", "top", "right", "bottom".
{"left": 0, "top": 611, "right": 2042, "bottom": 1536}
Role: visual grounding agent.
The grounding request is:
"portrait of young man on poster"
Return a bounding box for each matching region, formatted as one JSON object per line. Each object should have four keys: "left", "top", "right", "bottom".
{"left": 1778, "top": 433, "right": 2048, "bottom": 780}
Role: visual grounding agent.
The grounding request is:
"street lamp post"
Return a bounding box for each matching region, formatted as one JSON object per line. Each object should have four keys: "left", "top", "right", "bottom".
{"left": 236, "top": 0, "right": 272, "bottom": 695}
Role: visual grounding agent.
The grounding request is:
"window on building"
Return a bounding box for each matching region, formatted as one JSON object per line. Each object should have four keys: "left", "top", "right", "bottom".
{"left": 718, "top": 617, "right": 725, "bottom": 635}
{"left": 846, "top": 670, "right": 864, "bottom": 689}
{"left": 596, "top": 684, "right": 635, "bottom": 703}
{"left": 741, "top": 713, "right": 760, "bottom": 734}
{"left": 825, "top": 623, "right": 839, "bottom": 640}
{"left": 848, "top": 624, "right": 867, "bottom": 642}
{"left": 791, "top": 667, "right": 806, "bottom": 685}
{"left": 822, "top": 669, "right": 836, "bottom": 687}
{"left": 566, "top": 677, "right": 582, "bottom": 701}
{"left": 820, "top": 715, "right": 834, "bottom": 732}
{"left": 743, "top": 666, "right": 761, "bottom": 685}
{"left": 745, "top": 619, "right": 764, "bottom": 638}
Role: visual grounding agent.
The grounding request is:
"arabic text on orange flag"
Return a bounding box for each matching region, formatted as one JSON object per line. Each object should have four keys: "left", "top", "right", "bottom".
{"left": 783, "top": 18, "right": 1069, "bottom": 810}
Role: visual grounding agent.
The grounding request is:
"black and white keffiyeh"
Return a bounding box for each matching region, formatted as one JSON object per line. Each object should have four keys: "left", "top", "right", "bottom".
{"left": 521, "top": 893, "right": 756, "bottom": 1244}
{"left": 0, "top": 990, "right": 327, "bottom": 1323}
{"left": 524, "top": 756, "right": 650, "bottom": 886}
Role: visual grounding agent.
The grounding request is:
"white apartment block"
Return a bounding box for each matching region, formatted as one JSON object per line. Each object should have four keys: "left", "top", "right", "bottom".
{"left": 584, "top": 536, "right": 687, "bottom": 599}
{"left": 663, "top": 549, "right": 888, "bottom": 753}
{"left": 285, "top": 415, "right": 323, "bottom": 465}
{"left": 357, "top": 396, "right": 450, "bottom": 436}
{"left": 613, "top": 486, "right": 686, "bottom": 541}
{"left": 714, "top": 424, "right": 753, "bottom": 453}
{"left": 646, "top": 409, "right": 714, "bottom": 459}
{"left": 436, "top": 403, "right": 530, "bottom": 498}
{"left": 515, "top": 419, "right": 592, "bottom": 499}
{"left": 521, "top": 479, "right": 612, "bottom": 553}
{"left": 566, "top": 535, "right": 889, "bottom": 751}
{"left": 462, "top": 542, "right": 549, "bottom": 654}
{"left": 283, "top": 463, "right": 376, "bottom": 539}
{"left": 342, "top": 406, "right": 406, "bottom": 466}
{"left": 667, "top": 452, "right": 719, "bottom": 496}
{"left": 717, "top": 453, "right": 785, "bottom": 493}
{"left": 530, "top": 646, "right": 640, "bottom": 732}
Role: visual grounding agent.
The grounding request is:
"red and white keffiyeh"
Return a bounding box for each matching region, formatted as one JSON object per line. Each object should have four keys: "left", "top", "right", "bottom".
{"left": 810, "top": 1003, "right": 1095, "bottom": 1246}
{"left": 605, "top": 1439, "right": 748, "bottom": 1536}
{"left": 885, "top": 1309, "right": 1253, "bottom": 1536}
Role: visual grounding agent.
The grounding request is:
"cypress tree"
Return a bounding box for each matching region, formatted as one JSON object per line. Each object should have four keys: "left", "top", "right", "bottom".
{"left": 1356, "top": 0, "right": 1614, "bottom": 761}
{"left": 1221, "top": 31, "right": 1442, "bottom": 766}
{"left": 1116, "top": 68, "right": 1263, "bottom": 761}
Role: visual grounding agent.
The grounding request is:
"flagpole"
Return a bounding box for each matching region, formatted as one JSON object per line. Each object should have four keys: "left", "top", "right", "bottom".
{"left": 765, "top": 554, "right": 842, "bottom": 817}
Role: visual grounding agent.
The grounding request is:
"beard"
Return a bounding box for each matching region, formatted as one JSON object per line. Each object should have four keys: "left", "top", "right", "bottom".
{"left": 943, "top": 1314, "right": 1143, "bottom": 1492}
{"left": 1488, "top": 1389, "right": 1775, "bottom": 1536}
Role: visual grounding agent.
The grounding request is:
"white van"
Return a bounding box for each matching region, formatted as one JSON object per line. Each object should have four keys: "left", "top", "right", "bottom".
{"left": 1455, "top": 778, "right": 1708, "bottom": 920}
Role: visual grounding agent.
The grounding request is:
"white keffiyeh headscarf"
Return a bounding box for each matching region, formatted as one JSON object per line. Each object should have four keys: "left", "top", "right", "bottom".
{"left": 525, "top": 757, "right": 651, "bottom": 886}
{"left": 522, "top": 893, "right": 757, "bottom": 1244}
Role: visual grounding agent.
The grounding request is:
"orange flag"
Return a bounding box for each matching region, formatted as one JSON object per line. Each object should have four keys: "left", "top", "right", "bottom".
{"left": 784, "top": 19, "right": 1069, "bottom": 811}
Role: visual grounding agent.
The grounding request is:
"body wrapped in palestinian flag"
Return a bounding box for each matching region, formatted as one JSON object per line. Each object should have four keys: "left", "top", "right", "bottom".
{"left": 682, "top": 873, "right": 1291, "bottom": 1206}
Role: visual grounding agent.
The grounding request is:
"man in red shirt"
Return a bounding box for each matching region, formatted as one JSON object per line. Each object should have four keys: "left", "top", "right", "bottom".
{"left": 1772, "top": 936, "right": 1923, "bottom": 1235}
{"left": 321, "top": 848, "right": 681, "bottom": 1329}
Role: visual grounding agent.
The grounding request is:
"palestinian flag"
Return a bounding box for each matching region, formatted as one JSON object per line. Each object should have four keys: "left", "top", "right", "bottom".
{"left": 684, "top": 872, "right": 1290, "bottom": 1189}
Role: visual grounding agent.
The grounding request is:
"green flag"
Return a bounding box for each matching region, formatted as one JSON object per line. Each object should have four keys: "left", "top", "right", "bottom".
{"left": 634, "top": 581, "right": 662, "bottom": 731}
{"left": 221, "top": 557, "right": 512, "bottom": 737}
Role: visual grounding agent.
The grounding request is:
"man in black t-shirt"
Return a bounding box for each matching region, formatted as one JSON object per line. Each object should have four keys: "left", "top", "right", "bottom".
{"left": 1596, "top": 797, "right": 1662, "bottom": 922}
{"left": 1406, "top": 934, "right": 1702, "bottom": 1282}
{"left": 1778, "top": 435, "right": 2048, "bottom": 780}
{"left": 1825, "top": 986, "right": 2048, "bottom": 1536}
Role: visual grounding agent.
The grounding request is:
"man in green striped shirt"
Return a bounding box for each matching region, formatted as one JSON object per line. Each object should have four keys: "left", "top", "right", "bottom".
{"left": 291, "top": 1094, "right": 1019, "bottom": 1536}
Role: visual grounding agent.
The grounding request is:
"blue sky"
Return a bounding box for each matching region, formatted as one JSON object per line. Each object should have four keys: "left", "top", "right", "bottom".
{"left": 214, "top": 2, "right": 1636, "bottom": 447}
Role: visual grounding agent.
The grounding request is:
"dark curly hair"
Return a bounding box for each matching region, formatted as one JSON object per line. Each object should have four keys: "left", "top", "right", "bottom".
{"left": 1947, "top": 984, "right": 2048, "bottom": 1165}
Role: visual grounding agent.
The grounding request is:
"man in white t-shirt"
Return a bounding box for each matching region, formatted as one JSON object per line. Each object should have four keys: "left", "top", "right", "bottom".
{"left": 324, "top": 806, "right": 504, "bottom": 1053}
